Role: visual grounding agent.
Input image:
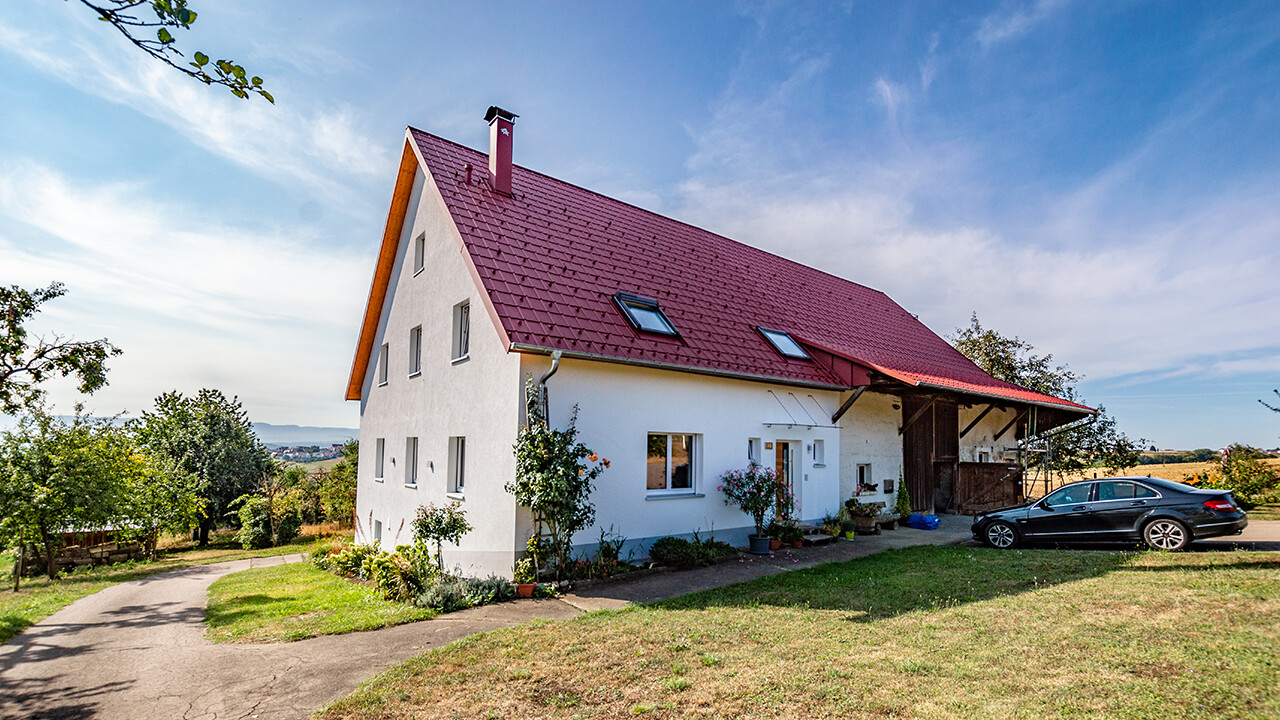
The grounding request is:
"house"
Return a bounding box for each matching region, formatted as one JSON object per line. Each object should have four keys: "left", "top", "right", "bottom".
{"left": 346, "top": 106, "right": 1092, "bottom": 576}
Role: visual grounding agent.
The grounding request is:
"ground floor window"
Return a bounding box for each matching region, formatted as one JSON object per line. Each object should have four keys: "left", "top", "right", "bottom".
{"left": 748, "top": 437, "right": 762, "bottom": 464}
{"left": 856, "top": 463, "right": 875, "bottom": 495}
{"left": 373, "top": 519, "right": 383, "bottom": 544}
{"left": 647, "top": 433, "right": 697, "bottom": 493}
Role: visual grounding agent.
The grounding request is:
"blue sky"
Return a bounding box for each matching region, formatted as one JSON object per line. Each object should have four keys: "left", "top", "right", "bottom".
{"left": 1, "top": 1, "right": 1278, "bottom": 448}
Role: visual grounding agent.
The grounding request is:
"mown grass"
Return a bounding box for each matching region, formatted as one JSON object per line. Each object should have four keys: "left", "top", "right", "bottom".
{"left": 205, "top": 563, "right": 435, "bottom": 643}
{"left": 0, "top": 531, "right": 347, "bottom": 644}
{"left": 317, "top": 546, "right": 1280, "bottom": 720}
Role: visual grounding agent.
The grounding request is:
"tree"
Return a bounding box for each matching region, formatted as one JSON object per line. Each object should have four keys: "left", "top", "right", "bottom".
{"left": 1, "top": 282, "right": 122, "bottom": 415}
{"left": 317, "top": 439, "right": 358, "bottom": 527}
{"left": 133, "top": 389, "right": 272, "bottom": 544}
{"left": 411, "top": 502, "right": 472, "bottom": 572}
{"left": 0, "top": 407, "right": 125, "bottom": 582}
{"left": 113, "top": 438, "right": 202, "bottom": 559}
{"left": 508, "top": 378, "right": 607, "bottom": 580}
{"left": 74, "top": 0, "right": 273, "bottom": 103}
{"left": 234, "top": 464, "right": 303, "bottom": 549}
{"left": 949, "top": 313, "right": 1145, "bottom": 477}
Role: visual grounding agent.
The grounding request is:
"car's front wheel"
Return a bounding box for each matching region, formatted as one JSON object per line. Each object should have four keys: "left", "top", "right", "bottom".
{"left": 984, "top": 521, "right": 1018, "bottom": 549}
{"left": 1143, "top": 518, "right": 1190, "bottom": 551}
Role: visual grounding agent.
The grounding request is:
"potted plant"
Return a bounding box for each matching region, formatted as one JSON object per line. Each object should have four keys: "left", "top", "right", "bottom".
{"left": 513, "top": 557, "right": 536, "bottom": 598}
{"left": 840, "top": 518, "right": 858, "bottom": 539}
{"left": 846, "top": 498, "right": 881, "bottom": 533}
{"left": 777, "top": 520, "right": 804, "bottom": 548}
{"left": 719, "top": 461, "right": 787, "bottom": 555}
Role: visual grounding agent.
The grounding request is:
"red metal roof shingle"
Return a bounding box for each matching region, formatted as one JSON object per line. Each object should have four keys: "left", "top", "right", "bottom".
{"left": 409, "top": 128, "right": 1091, "bottom": 413}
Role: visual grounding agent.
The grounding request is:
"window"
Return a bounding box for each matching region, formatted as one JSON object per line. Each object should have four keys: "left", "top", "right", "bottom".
{"left": 978, "top": 450, "right": 990, "bottom": 463}
{"left": 856, "top": 463, "right": 874, "bottom": 494}
{"left": 405, "top": 437, "right": 419, "bottom": 485}
{"left": 1098, "top": 481, "right": 1159, "bottom": 501}
{"left": 1044, "top": 483, "right": 1093, "bottom": 506}
{"left": 747, "top": 437, "right": 762, "bottom": 464}
{"left": 452, "top": 301, "right": 470, "bottom": 361}
{"left": 449, "top": 436, "right": 466, "bottom": 493}
{"left": 373, "top": 519, "right": 383, "bottom": 545}
{"left": 377, "top": 343, "right": 389, "bottom": 386}
{"left": 813, "top": 439, "right": 826, "bottom": 467}
{"left": 374, "top": 438, "right": 385, "bottom": 480}
{"left": 614, "top": 292, "right": 678, "bottom": 336}
{"left": 647, "top": 433, "right": 697, "bottom": 493}
{"left": 758, "top": 327, "right": 810, "bottom": 359}
{"left": 408, "top": 325, "right": 422, "bottom": 375}
{"left": 413, "top": 233, "right": 426, "bottom": 275}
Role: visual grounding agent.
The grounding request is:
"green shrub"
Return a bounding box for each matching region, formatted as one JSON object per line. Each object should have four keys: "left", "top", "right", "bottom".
{"left": 327, "top": 543, "right": 382, "bottom": 578}
{"left": 413, "top": 575, "right": 515, "bottom": 612}
{"left": 648, "top": 534, "right": 737, "bottom": 569}
{"left": 275, "top": 508, "right": 302, "bottom": 545}
{"left": 235, "top": 496, "right": 273, "bottom": 549}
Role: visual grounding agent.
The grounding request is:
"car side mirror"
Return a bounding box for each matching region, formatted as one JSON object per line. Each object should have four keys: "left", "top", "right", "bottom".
{"left": 1037, "top": 499, "right": 1052, "bottom": 510}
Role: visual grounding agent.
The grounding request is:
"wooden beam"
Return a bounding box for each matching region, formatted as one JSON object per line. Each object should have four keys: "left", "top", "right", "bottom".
{"left": 959, "top": 404, "right": 996, "bottom": 439}
{"left": 831, "top": 386, "right": 867, "bottom": 424}
{"left": 898, "top": 395, "right": 938, "bottom": 435}
{"left": 993, "top": 407, "right": 1029, "bottom": 441}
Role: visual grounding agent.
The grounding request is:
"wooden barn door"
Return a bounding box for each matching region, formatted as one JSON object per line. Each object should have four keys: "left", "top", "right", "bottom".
{"left": 901, "top": 396, "right": 959, "bottom": 513}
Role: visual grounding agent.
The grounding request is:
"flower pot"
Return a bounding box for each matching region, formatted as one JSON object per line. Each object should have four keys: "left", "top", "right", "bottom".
{"left": 790, "top": 540, "right": 804, "bottom": 548}
{"left": 844, "top": 531, "right": 857, "bottom": 540}
{"left": 769, "top": 539, "right": 782, "bottom": 551}
{"left": 516, "top": 583, "right": 535, "bottom": 598}
{"left": 748, "top": 534, "right": 772, "bottom": 555}
{"left": 854, "top": 516, "right": 877, "bottom": 528}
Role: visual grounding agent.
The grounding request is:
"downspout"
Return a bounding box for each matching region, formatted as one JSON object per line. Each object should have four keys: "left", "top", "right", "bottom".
{"left": 537, "top": 350, "right": 562, "bottom": 419}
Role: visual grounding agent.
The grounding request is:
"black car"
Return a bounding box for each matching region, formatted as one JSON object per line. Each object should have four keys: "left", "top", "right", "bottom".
{"left": 972, "top": 476, "right": 1248, "bottom": 551}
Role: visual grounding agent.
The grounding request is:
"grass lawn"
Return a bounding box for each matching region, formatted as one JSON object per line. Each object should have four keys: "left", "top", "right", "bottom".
{"left": 0, "top": 532, "right": 346, "bottom": 644}
{"left": 205, "top": 563, "right": 436, "bottom": 643}
{"left": 318, "top": 546, "right": 1280, "bottom": 720}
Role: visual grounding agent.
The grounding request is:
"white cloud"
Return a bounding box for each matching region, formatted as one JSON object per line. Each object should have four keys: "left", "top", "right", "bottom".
{"left": 0, "top": 6, "right": 390, "bottom": 210}
{"left": 975, "top": 0, "right": 1070, "bottom": 49}
{"left": 0, "top": 161, "right": 367, "bottom": 426}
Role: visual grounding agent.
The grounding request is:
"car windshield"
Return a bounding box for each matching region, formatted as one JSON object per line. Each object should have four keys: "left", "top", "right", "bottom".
{"left": 1138, "top": 476, "right": 1201, "bottom": 494}
{"left": 1043, "top": 483, "right": 1092, "bottom": 506}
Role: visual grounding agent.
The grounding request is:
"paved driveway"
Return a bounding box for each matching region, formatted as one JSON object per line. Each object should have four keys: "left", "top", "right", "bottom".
{"left": 0, "top": 556, "right": 579, "bottom": 720}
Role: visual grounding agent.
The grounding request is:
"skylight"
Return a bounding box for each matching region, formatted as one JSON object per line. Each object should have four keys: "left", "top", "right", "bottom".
{"left": 759, "top": 327, "right": 810, "bottom": 359}
{"left": 615, "top": 292, "right": 678, "bottom": 336}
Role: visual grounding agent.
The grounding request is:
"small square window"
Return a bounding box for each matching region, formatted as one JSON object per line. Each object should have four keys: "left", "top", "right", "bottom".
{"left": 449, "top": 436, "right": 466, "bottom": 493}
{"left": 374, "top": 438, "right": 385, "bottom": 480}
{"left": 405, "top": 437, "right": 418, "bottom": 485}
{"left": 409, "top": 326, "right": 422, "bottom": 375}
{"left": 813, "top": 439, "right": 825, "bottom": 466}
{"left": 759, "top": 327, "right": 809, "bottom": 359}
{"left": 747, "top": 437, "right": 762, "bottom": 463}
{"left": 856, "top": 464, "right": 875, "bottom": 495}
{"left": 452, "top": 301, "right": 470, "bottom": 361}
{"left": 614, "top": 292, "right": 677, "bottom": 336}
{"left": 413, "top": 234, "right": 426, "bottom": 275}
{"left": 377, "top": 343, "right": 389, "bottom": 386}
{"left": 647, "top": 433, "right": 698, "bottom": 493}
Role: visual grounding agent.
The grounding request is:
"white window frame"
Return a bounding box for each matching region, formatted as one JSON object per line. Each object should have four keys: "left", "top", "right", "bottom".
{"left": 373, "top": 519, "right": 383, "bottom": 545}
{"left": 448, "top": 436, "right": 466, "bottom": 494}
{"left": 646, "top": 433, "right": 699, "bottom": 496}
{"left": 413, "top": 233, "right": 426, "bottom": 276}
{"left": 452, "top": 301, "right": 470, "bottom": 362}
{"left": 374, "top": 438, "right": 385, "bottom": 481}
{"left": 856, "top": 463, "right": 873, "bottom": 495}
{"left": 405, "top": 437, "right": 418, "bottom": 486}
{"left": 813, "top": 439, "right": 826, "bottom": 467}
{"left": 747, "top": 437, "right": 762, "bottom": 464}
{"left": 408, "top": 325, "right": 422, "bottom": 376}
{"left": 377, "top": 342, "right": 389, "bottom": 386}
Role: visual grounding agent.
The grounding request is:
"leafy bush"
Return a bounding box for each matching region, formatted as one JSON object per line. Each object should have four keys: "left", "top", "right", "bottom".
{"left": 275, "top": 507, "right": 302, "bottom": 545}
{"left": 648, "top": 534, "right": 737, "bottom": 569}
{"left": 412, "top": 502, "right": 472, "bottom": 571}
{"left": 414, "top": 575, "right": 514, "bottom": 612}
{"left": 235, "top": 495, "right": 273, "bottom": 549}
{"left": 1192, "top": 444, "right": 1279, "bottom": 503}
{"left": 718, "top": 461, "right": 791, "bottom": 535}
{"left": 324, "top": 543, "right": 382, "bottom": 578}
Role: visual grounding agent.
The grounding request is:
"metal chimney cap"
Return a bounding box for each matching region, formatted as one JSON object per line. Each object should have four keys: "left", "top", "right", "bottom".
{"left": 484, "top": 106, "right": 519, "bottom": 123}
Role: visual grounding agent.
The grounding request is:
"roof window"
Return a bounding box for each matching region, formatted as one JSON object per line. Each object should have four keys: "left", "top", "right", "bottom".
{"left": 614, "top": 292, "right": 678, "bottom": 336}
{"left": 759, "top": 327, "right": 809, "bottom": 359}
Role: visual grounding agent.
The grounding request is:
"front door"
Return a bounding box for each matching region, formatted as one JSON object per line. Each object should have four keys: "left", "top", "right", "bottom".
{"left": 775, "top": 441, "right": 798, "bottom": 519}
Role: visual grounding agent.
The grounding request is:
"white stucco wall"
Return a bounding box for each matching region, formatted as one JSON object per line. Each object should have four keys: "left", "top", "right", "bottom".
{"left": 521, "top": 355, "right": 844, "bottom": 556}
{"left": 837, "top": 391, "right": 904, "bottom": 507}
{"left": 355, "top": 166, "right": 523, "bottom": 577}
{"left": 958, "top": 405, "right": 1023, "bottom": 462}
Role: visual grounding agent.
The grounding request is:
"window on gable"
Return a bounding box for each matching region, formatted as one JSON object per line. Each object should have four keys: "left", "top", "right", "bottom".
{"left": 452, "top": 301, "right": 470, "bottom": 361}
{"left": 377, "top": 343, "right": 389, "bottom": 386}
{"left": 413, "top": 234, "right": 426, "bottom": 275}
{"left": 614, "top": 292, "right": 677, "bottom": 336}
{"left": 758, "top": 327, "right": 810, "bottom": 359}
{"left": 409, "top": 326, "right": 422, "bottom": 375}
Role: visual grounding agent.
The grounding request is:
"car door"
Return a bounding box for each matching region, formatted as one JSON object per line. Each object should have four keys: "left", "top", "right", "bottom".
{"left": 1092, "top": 481, "right": 1160, "bottom": 537}
{"left": 1020, "top": 483, "right": 1097, "bottom": 539}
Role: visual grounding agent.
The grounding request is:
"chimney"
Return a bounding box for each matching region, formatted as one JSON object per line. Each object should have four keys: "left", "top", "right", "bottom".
{"left": 484, "top": 106, "right": 518, "bottom": 196}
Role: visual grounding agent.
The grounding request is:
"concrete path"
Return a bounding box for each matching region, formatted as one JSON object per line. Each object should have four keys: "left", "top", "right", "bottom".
{"left": 0, "top": 517, "right": 970, "bottom": 720}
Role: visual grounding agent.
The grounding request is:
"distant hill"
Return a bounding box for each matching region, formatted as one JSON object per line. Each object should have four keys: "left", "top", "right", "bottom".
{"left": 252, "top": 423, "right": 358, "bottom": 449}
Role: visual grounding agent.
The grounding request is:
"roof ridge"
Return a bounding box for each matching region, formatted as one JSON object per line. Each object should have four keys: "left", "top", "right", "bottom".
{"left": 407, "top": 125, "right": 890, "bottom": 300}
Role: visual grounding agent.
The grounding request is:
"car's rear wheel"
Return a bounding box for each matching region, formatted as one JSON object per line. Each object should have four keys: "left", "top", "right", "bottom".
{"left": 984, "top": 521, "right": 1018, "bottom": 549}
{"left": 1143, "top": 518, "right": 1190, "bottom": 551}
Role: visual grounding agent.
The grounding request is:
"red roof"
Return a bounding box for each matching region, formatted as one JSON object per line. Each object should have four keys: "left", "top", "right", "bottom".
{"left": 352, "top": 127, "right": 1090, "bottom": 414}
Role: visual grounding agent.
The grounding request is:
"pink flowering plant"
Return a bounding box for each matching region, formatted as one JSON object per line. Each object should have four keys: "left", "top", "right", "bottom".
{"left": 718, "top": 460, "right": 792, "bottom": 536}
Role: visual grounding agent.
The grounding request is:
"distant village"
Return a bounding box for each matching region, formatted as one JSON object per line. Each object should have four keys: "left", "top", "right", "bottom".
{"left": 269, "top": 444, "right": 345, "bottom": 463}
